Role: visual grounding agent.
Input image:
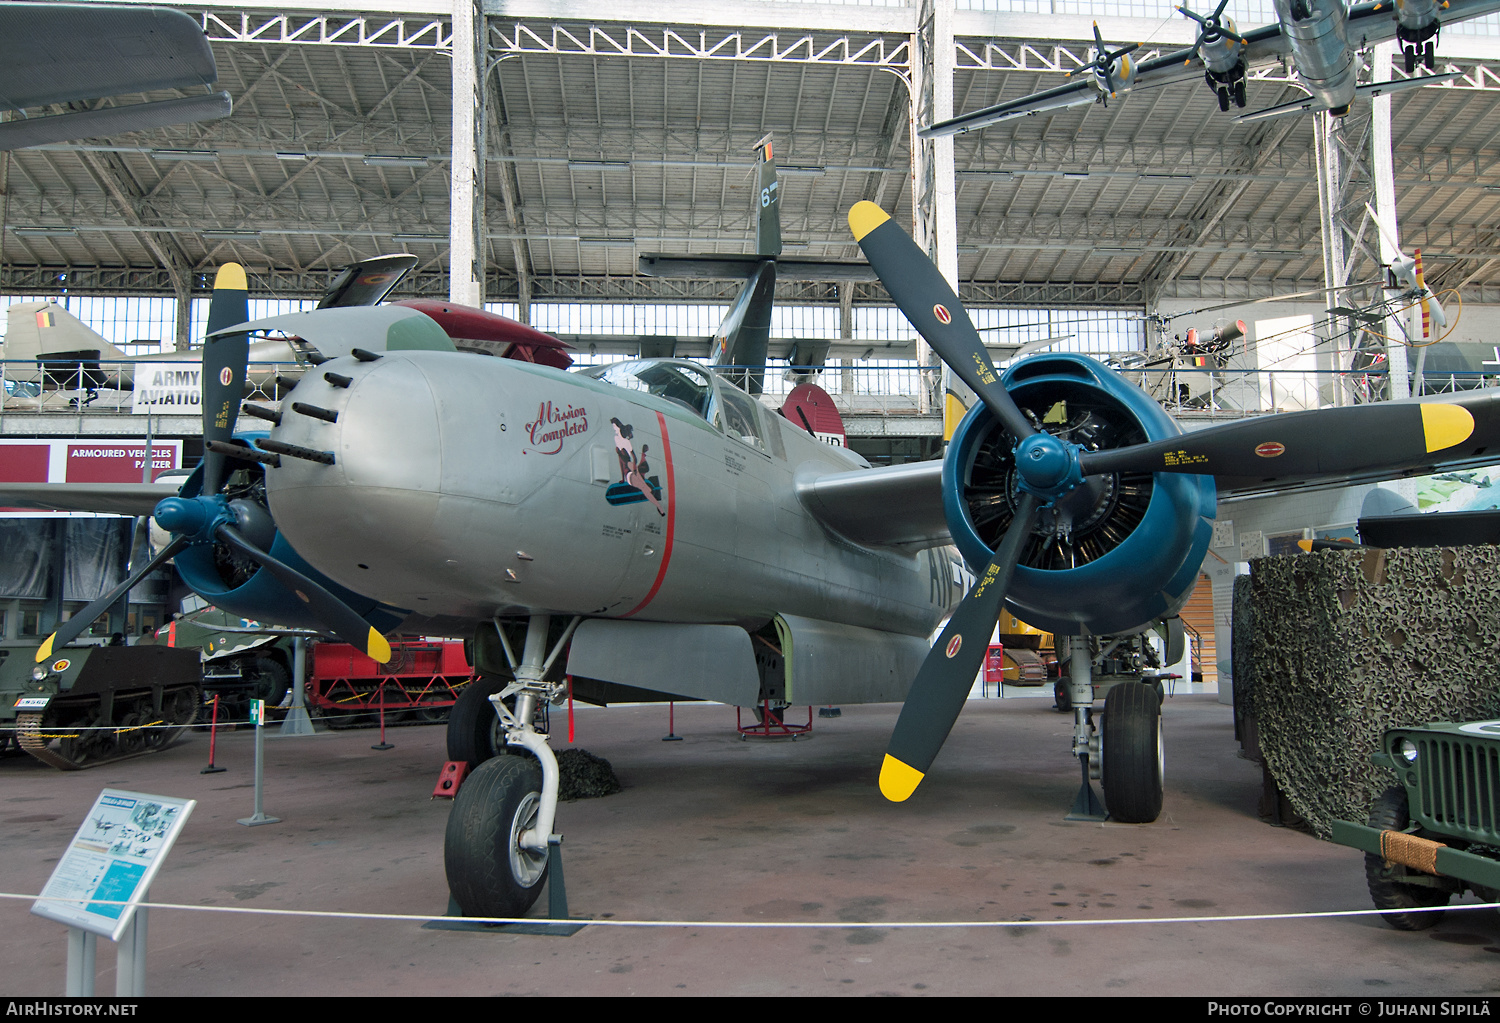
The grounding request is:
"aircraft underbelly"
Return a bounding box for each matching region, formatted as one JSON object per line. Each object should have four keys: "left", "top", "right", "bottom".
{"left": 1274, "top": 0, "right": 1354, "bottom": 106}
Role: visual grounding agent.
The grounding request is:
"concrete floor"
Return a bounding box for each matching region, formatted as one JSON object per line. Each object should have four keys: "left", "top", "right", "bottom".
{"left": 3, "top": 691, "right": 1499, "bottom": 997}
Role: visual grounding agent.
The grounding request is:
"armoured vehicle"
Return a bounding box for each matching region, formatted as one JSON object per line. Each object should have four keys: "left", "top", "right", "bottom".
{"left": 0, "top": 639, "right": 200, "bottom": 769}
{"left": 1331, "top": 719, "right": 1500, "bottom": 929}
{"left": 157, "top": 607, "right": 294, "bottom": 717}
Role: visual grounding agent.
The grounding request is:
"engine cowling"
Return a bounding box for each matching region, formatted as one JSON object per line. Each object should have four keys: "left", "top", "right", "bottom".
{"left": 168, "top": 455, "right": 401, "bottom": 633}
{"left": 943, "top": 354, "right": 1216, "bottom": 636}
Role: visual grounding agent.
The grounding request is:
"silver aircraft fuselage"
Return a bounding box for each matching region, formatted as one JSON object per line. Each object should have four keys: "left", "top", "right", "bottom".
{"left": 1272, "top": 0, "right": 1355, "bottom": 112}
{"left": 262, "top": 351, "right": 959, "bottom": 639}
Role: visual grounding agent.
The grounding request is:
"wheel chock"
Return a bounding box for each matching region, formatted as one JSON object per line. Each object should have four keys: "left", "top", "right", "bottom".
{"left": 431, "top": 760, "right": 470, "bottom": 799}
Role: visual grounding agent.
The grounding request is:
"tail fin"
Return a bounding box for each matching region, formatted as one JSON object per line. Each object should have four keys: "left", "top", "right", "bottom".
{"left": 3, "top": 302, "right": 127, "bottom": 363}
{"left": 754, "top": 136, "right": 781, "bottom": 259}
{"left": 711, "top": 137, "right": 782, "bottom": 395}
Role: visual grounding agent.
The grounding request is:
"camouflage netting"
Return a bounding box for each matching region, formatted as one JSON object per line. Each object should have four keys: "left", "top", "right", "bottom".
{"left": 1242, "top": 547, "right": 1500, "bottom": 839}
{"left": 556, "top": 747, "right": 623, "bottom": 800}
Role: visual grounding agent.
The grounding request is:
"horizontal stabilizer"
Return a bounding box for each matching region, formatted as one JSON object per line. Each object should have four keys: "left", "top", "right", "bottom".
{"left": 639, "top": 254, "right": 877, "bottom": 282}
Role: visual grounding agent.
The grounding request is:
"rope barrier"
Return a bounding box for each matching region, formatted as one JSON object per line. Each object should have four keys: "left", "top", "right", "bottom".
{"left": 3, "top": 890, "right": 1495, "bottom": 931}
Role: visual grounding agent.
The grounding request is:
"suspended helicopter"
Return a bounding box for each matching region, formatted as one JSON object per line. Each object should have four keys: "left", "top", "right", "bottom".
{"left": 923, "top": 0, "right": 1500, "bottom": 136}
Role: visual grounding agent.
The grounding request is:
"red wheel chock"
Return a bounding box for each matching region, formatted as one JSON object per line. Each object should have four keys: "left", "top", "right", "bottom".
{"left": 431, "top": 760, "right": 470, "bottom": 799}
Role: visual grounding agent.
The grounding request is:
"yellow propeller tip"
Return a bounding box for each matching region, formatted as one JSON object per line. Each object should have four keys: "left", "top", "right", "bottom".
{"left": 1420, "top": 403, "right": 1474, "bottom": 453}
{"left": 1297, "top": 539, "right": 1314, "bottom": 553}
{"left": 35, "top": 635, "right": 55, "bottom": 663}
{"left": 848, "top": 201, "right": 890, "bottom": 243}
{"left": 214, "top": 263, "right": 248, "bottom": 292}
{"left": 879, "top": 754, "right": 925, "bottom": 802}
{"left": 368, "top": 628, "right": 392, "bottom": 665}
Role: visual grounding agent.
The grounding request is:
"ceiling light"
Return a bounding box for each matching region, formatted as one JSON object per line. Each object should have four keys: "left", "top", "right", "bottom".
{"left": 1062, "top": 172, "right": 1090, "bottom": 180}
{"left": 779, "top": 165, "right": 825, "bottom": 177}
{"left": 151, "top": 149, "right": 219, "bottom": 162}
{"left": 957, "top": 170, "right": 1014, "bottom": 179}
{"left": 275, "top": 151, "right": 309, "bottom": 161}
{"left": 567, "top": 160, "right": 629, "bottom": 171}
{"left": 363, "top": 154, "right": 430, "bottom": 168}
{"left": 201, "top": 229, "right": 261, "bottom": 241}
{"left": 392, "top": 232, "right": 445, "bottom": 243}
{"left": 579, "top": 238, "right": 634, "bottom": 249}
{"left": 13, "top": 226, "right": 77, "bottom": 237}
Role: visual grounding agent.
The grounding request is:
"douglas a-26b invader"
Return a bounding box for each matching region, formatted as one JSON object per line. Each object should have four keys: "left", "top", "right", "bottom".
{"left": 24, "top": 199, "right": 1500, "bottom": 921}
{"left": 924, "top": 0, "right": 1500, "bottom": 134}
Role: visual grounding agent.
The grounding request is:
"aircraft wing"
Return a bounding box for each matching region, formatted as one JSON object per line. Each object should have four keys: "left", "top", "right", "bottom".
{"left": 1346, "top": 0, "right": 1500, "bottom": 44}
{"left": 0, "top": 482, "right": 179, "bottom": 517}
{"left": 920, "top": 46, "right": 1214, "bottom": 138}
{"left": 0, "top": 4, "right": 231, "bottom": 151}
{"left": 796, "top": 460, "right": 951, "bottom": 550}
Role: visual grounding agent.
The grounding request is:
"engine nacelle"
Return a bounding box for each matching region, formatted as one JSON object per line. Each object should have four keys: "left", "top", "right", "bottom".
{"left": 943, "top": 354, "right": 1216, "bottom": 636}
{"left": 168, "top": 460, "right": 401, "bottom": 633}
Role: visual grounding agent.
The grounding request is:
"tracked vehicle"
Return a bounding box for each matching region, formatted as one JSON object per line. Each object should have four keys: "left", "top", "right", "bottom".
{"left": 1, "top": 641, "right": 201, "bottom": 769}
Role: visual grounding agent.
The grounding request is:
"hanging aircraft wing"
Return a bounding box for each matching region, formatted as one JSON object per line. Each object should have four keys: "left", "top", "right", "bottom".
{"left": 0, "top": 3, "right": 231, "bottom": 151}
{"left": 922, "top": 0, "right": 1500, "bottom": 138}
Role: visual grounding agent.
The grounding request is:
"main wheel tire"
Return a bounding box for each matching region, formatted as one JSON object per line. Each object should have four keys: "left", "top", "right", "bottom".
{"left": 1365, "top": 786, "right": 1450, "bottom": 930}
{"left": 444, "top": 755, "right": 550, "bottom": 919}
{"left": 446, "top": 676, "right": 511, "bottom": 768}
{"left": 1101, "top": 680, "right": 1164, "bottom": 823}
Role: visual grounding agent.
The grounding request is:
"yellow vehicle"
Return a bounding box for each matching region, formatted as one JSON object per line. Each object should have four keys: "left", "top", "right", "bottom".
{"left": 996, "top": 613, "right": 1054, "bottom": 686}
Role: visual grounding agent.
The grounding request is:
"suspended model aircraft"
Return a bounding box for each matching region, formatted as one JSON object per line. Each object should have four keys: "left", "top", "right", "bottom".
{"left": 923, "top": 0, "right": 1500, "bottom": 135}
{"left": 18, "top": 190, "right": 1500, "bottom": 921}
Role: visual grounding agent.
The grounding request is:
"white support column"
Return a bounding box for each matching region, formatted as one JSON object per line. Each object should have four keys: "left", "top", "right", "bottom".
{"left": 449, "top": 0, "right": 485, "bottom": 307}
{"left": 1313, "top": 110, "right": 1349, "bottom": 410}
{"left": 1370, "top": 41, "right": 1411, "bottom": 401}
{"left": 911, "top": 0, "right": 959, "bottom": 422}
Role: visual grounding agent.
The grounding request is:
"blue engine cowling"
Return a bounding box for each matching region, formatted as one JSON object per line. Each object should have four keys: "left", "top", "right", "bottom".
{"left": 168, "top": 457, "right": 403, "bottom": 633}
{"left": 943, "top": 354, "right": 1217, "bottom": 636}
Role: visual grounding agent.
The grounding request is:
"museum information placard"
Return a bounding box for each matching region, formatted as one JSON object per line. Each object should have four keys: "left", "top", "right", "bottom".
{"left": 31, "top": 789, "right": 195, "bottom": 940}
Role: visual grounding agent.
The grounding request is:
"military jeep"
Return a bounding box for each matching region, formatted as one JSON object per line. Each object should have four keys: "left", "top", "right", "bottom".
{"left": 1331, "top": 719, "right": 1500, "bottom": 929}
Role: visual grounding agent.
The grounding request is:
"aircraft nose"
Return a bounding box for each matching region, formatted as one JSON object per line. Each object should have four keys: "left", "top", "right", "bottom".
{"left": 264, "top": 353, "right": 442, "bottom": 591}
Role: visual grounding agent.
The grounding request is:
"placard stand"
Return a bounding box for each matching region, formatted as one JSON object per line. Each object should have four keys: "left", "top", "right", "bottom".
{"left": 35, "top": 791, "right": 194, "bottom": 997}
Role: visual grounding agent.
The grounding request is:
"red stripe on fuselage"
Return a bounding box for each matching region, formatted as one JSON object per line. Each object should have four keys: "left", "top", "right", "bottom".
{"left": 622, "top": 411, "right": 676, "bottom": 618}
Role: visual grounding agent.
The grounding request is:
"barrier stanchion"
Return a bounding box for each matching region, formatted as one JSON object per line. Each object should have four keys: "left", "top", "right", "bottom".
{"left": 200, "top": 695, "right": 226, "bottom": 775}
{"left": 371, "top": 681, "right": 393, "bottom": 751}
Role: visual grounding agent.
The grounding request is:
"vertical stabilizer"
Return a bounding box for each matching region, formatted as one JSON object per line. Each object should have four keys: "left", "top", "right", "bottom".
{"left": 754, "top": 136, "right": 782, "bottom": 258}
{"left": 4, "top": 302, "right": 126, "bottom": 363}
{"left": 710, "top": 136, "right": 784, "bottom": 395}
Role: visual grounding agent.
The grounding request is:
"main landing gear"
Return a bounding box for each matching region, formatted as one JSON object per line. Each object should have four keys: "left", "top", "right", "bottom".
{"left": 1062, "top": 635, "right": 1164, "bottom": 824}
{"left": 443, "top": 613, "right": 581, "bottom": 919}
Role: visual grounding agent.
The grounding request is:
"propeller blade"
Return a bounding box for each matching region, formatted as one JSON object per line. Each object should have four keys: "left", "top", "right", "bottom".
{"left": 881, "top": 492, "right": 1042, "bottom": 802}
{"left": 200, "top": 263, "right": 251, "bottom": 496}
{"left": 36, "top": 535, "right": 189, "bottom": 662}
{"left": 215, "top": 523, "right": 392, "bottom": 663}
{"left": 1078, "top": 401, "right": 1474, "bottom": 478}
{"left": 848, "top": 202, "right": 1036, "bottom": 442}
